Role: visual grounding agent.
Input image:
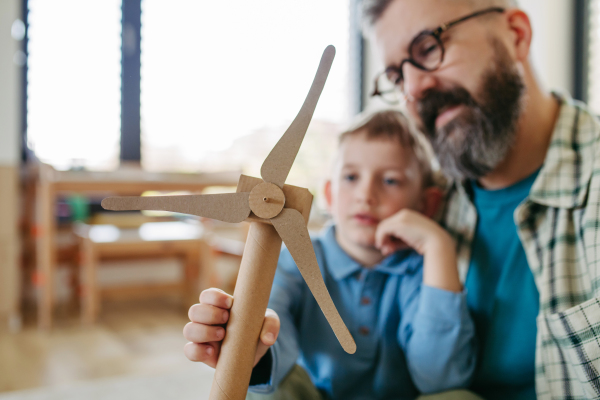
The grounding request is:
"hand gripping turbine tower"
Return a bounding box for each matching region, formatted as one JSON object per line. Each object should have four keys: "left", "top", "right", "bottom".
{"left": 102, "top": 45, "right": 356, "bottom": 400}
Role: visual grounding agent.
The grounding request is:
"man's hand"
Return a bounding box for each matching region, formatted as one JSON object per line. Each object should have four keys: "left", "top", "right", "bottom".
{"left": 183, "top": 288, "right": 281, "bottom": 368}
{"left": 376, "top": 209, "right": 461, "bottom": 292}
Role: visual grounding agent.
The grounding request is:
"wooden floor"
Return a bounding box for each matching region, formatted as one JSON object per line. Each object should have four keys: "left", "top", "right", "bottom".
{"left": 0, "top": 297, "right": 195, "bottom": 394}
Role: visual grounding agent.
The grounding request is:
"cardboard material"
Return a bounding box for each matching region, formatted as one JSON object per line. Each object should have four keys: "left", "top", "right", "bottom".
{"left": 101, "top": 45, "right": 356, "bottom": 400}
{"left": 272, "top": 208, "right": 356, "bottom": 354}
{"left": 260, "top": 45, "right": 336, "bottom": 188}
{"left": 209, "top": 222, "right": 282, "bottom": 400}
{"left": 248, "top": 182, "right": 286, "bottom": 219}
{"left": 237, "top": 175, "right": 313, "bottom": 224}
{"left": 101, "top": 193, "right": 251, "bottom": 223}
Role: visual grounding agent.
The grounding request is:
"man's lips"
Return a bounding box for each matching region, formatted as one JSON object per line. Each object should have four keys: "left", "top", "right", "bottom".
{"left": 435, "top": 104, "right": 464, "bottom": 129}
{"left": 353, "top": 213, "right": 379, "bottom": 225}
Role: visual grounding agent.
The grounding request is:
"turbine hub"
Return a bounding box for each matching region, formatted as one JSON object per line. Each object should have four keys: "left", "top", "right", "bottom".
{"left": 249, "top": 182, "right": 286, "bottom": 219}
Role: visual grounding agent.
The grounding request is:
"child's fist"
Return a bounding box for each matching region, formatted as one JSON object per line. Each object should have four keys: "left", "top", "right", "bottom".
{"left": 183, "top": 288, "right": 280, "bottom": 368}
{"left": 375, "top": 209, "right": 451, "bottom": 256}
{"left": 376, "top": 209, "right": 461, "bottom": 293}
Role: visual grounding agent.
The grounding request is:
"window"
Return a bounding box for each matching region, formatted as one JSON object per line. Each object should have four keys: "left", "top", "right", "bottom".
{"left": 140, "top": 0, "right": 352, "bottom": 197}
{"left": 24, "top": 0, "right": 357, "bottom": 201}
{"left": 27, "top": 0, "right": 122, "bottom": 170}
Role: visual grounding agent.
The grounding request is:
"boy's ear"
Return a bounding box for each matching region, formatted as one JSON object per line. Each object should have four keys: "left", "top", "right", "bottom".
{"left": 324, "top": 180, "right": 333, "bottom": 211}
{"left": 420, "top": 186, "right": 444, "bottom": 219}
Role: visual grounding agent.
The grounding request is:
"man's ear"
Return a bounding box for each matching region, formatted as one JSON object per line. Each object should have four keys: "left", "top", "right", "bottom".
{"left": 324, "top": 180, "right": 333, "bottom": 212}
{"left": 505, "top": 9, "right": 532, "bottom": 62}
{"left": 420, "top": 186, "right": 444, "bottom": 219}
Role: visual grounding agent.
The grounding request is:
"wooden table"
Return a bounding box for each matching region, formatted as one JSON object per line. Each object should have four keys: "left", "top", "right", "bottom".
{"left": 75, "top": 221, "right": 211, "bottom": 324}
{"left": 34, "top": 163, "right": 241, "bottom": 329}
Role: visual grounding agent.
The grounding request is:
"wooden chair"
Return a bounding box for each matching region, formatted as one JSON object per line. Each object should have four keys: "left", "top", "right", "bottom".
{"left": 74, "top": 221, "right": 212, "bottom": 324}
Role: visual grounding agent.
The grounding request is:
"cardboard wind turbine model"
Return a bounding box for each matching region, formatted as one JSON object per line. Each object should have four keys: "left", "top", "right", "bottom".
{"left": 101, "top": 45, "right": 356, "bottom": 400}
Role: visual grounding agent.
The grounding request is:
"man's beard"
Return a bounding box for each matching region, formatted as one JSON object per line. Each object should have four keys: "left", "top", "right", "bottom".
{"left": 416, "top": 40, "right": 525, "bottom": 181}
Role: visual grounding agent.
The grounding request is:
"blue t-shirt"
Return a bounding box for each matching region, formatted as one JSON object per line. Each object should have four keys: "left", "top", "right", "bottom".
{"left": 250, "top": 225, "right": 476, "bottom": 400}
{"left": 466, "top": 170, "right": 540, "bottom": 400}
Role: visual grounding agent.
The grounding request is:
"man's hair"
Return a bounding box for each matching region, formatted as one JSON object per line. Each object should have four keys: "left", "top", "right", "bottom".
{"left": 338, "top": 110, "right": 435, "bottom": 188}
{"left": 362, "top": 0, "right": 518, "bottom": 28}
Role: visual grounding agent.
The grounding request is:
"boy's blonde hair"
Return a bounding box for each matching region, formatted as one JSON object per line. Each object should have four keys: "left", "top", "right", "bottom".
{"left": 338, "top": 110, "right": 435, "bottom": 188}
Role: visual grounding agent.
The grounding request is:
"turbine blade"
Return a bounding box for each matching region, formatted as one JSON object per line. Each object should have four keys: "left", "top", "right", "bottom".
{"left": 101, "top": 192, "right": 251, "bottom": 223}
{"left": 271, "top": 208, "right": 356, "bottom": 354}
{"left": 260, "top": 45, "right": 335, "bottom": 188}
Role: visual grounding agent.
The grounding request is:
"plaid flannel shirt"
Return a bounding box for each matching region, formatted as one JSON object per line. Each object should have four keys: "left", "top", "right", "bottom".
{"left": 440, "top": 93, "right": 600, "bottom": 399}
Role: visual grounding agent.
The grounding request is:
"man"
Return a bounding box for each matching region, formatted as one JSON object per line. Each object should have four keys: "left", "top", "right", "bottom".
{"left": 364, "top": 0, "right": 600, "bottom": 399}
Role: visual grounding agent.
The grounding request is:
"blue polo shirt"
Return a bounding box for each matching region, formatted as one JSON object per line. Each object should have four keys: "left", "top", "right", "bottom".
{"left": 466, "top": 170, "right": 540, "bottom": 400}
{"left": 250, "top": 225, "right": 476, "bottom": 399}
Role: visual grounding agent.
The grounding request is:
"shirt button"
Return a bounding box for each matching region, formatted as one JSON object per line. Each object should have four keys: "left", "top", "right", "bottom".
{"left": 360, "top": 297, "right": 371, "bottom": 305}
{"left": 359, "top": 326, "right": 370, "bottom": 336}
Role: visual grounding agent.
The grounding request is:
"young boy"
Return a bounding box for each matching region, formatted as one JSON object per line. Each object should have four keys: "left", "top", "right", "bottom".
{"left": 183, "top": 110, "right": 477, "bottom": 399}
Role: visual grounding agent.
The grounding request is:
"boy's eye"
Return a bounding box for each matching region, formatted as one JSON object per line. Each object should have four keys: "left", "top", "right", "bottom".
{"left": 384, "top": 177, "right": 401, "bottom": 186}
{"left": 343, "top": 174, "right": 358, "bottom": 182}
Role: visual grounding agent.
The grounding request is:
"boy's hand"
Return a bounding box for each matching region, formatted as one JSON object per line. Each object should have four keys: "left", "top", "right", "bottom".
{"left": 375, "top": 209, "right": 461, "bottom": 292}
{"left": 183, "top": 288, "right": 280, "bottom": 368}
{"left": 376, "top": 209, "right": 452, "bottom": 256}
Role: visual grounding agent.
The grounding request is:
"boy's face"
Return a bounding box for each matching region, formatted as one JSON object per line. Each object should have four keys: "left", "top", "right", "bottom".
{"left": 325, "top": 132, "right": 425, "bottom": 252}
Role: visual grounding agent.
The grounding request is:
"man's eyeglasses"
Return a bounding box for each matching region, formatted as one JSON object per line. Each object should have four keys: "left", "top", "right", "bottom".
{"left": 371, "top": 7, "right": 505, "bottom": 105}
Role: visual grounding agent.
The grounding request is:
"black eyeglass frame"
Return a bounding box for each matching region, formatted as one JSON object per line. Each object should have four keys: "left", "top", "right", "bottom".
{"left": 371, "top": 6, "right": 506, "bottom": 102}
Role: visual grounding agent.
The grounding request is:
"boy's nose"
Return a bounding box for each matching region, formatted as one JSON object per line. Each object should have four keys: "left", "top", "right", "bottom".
{"left": 356, "top": 179, "right": 377, "bottom": 205}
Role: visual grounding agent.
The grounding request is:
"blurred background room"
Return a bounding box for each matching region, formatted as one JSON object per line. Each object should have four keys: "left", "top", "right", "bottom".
{"left": 0, "top": 0, "right": 599, "bottom": 399}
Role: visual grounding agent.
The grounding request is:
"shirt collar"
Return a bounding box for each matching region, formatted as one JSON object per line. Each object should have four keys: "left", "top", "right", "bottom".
{"left": 321, "top": 225, "right": 422, "bottom": 280}
{"left": 527, "top": 92, "right": 599, "bottom": 209}
{"left": 453, "top": 92, "right": 599, "bottom": 210}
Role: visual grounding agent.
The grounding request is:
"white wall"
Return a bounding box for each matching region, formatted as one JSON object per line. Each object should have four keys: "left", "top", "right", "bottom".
{"left": 0, "top": 0, "right": 20, "bottom": 166}
{"left": 363, "top": 0, "right": 574, "bottom": 110}
{"left": 519, "top": 0, "right": 574, "bottom": 94}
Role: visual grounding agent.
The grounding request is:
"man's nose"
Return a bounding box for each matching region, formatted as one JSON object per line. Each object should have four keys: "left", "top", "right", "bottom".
{"left": 403, "top": 63, "right": 437, "bottom": 101}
